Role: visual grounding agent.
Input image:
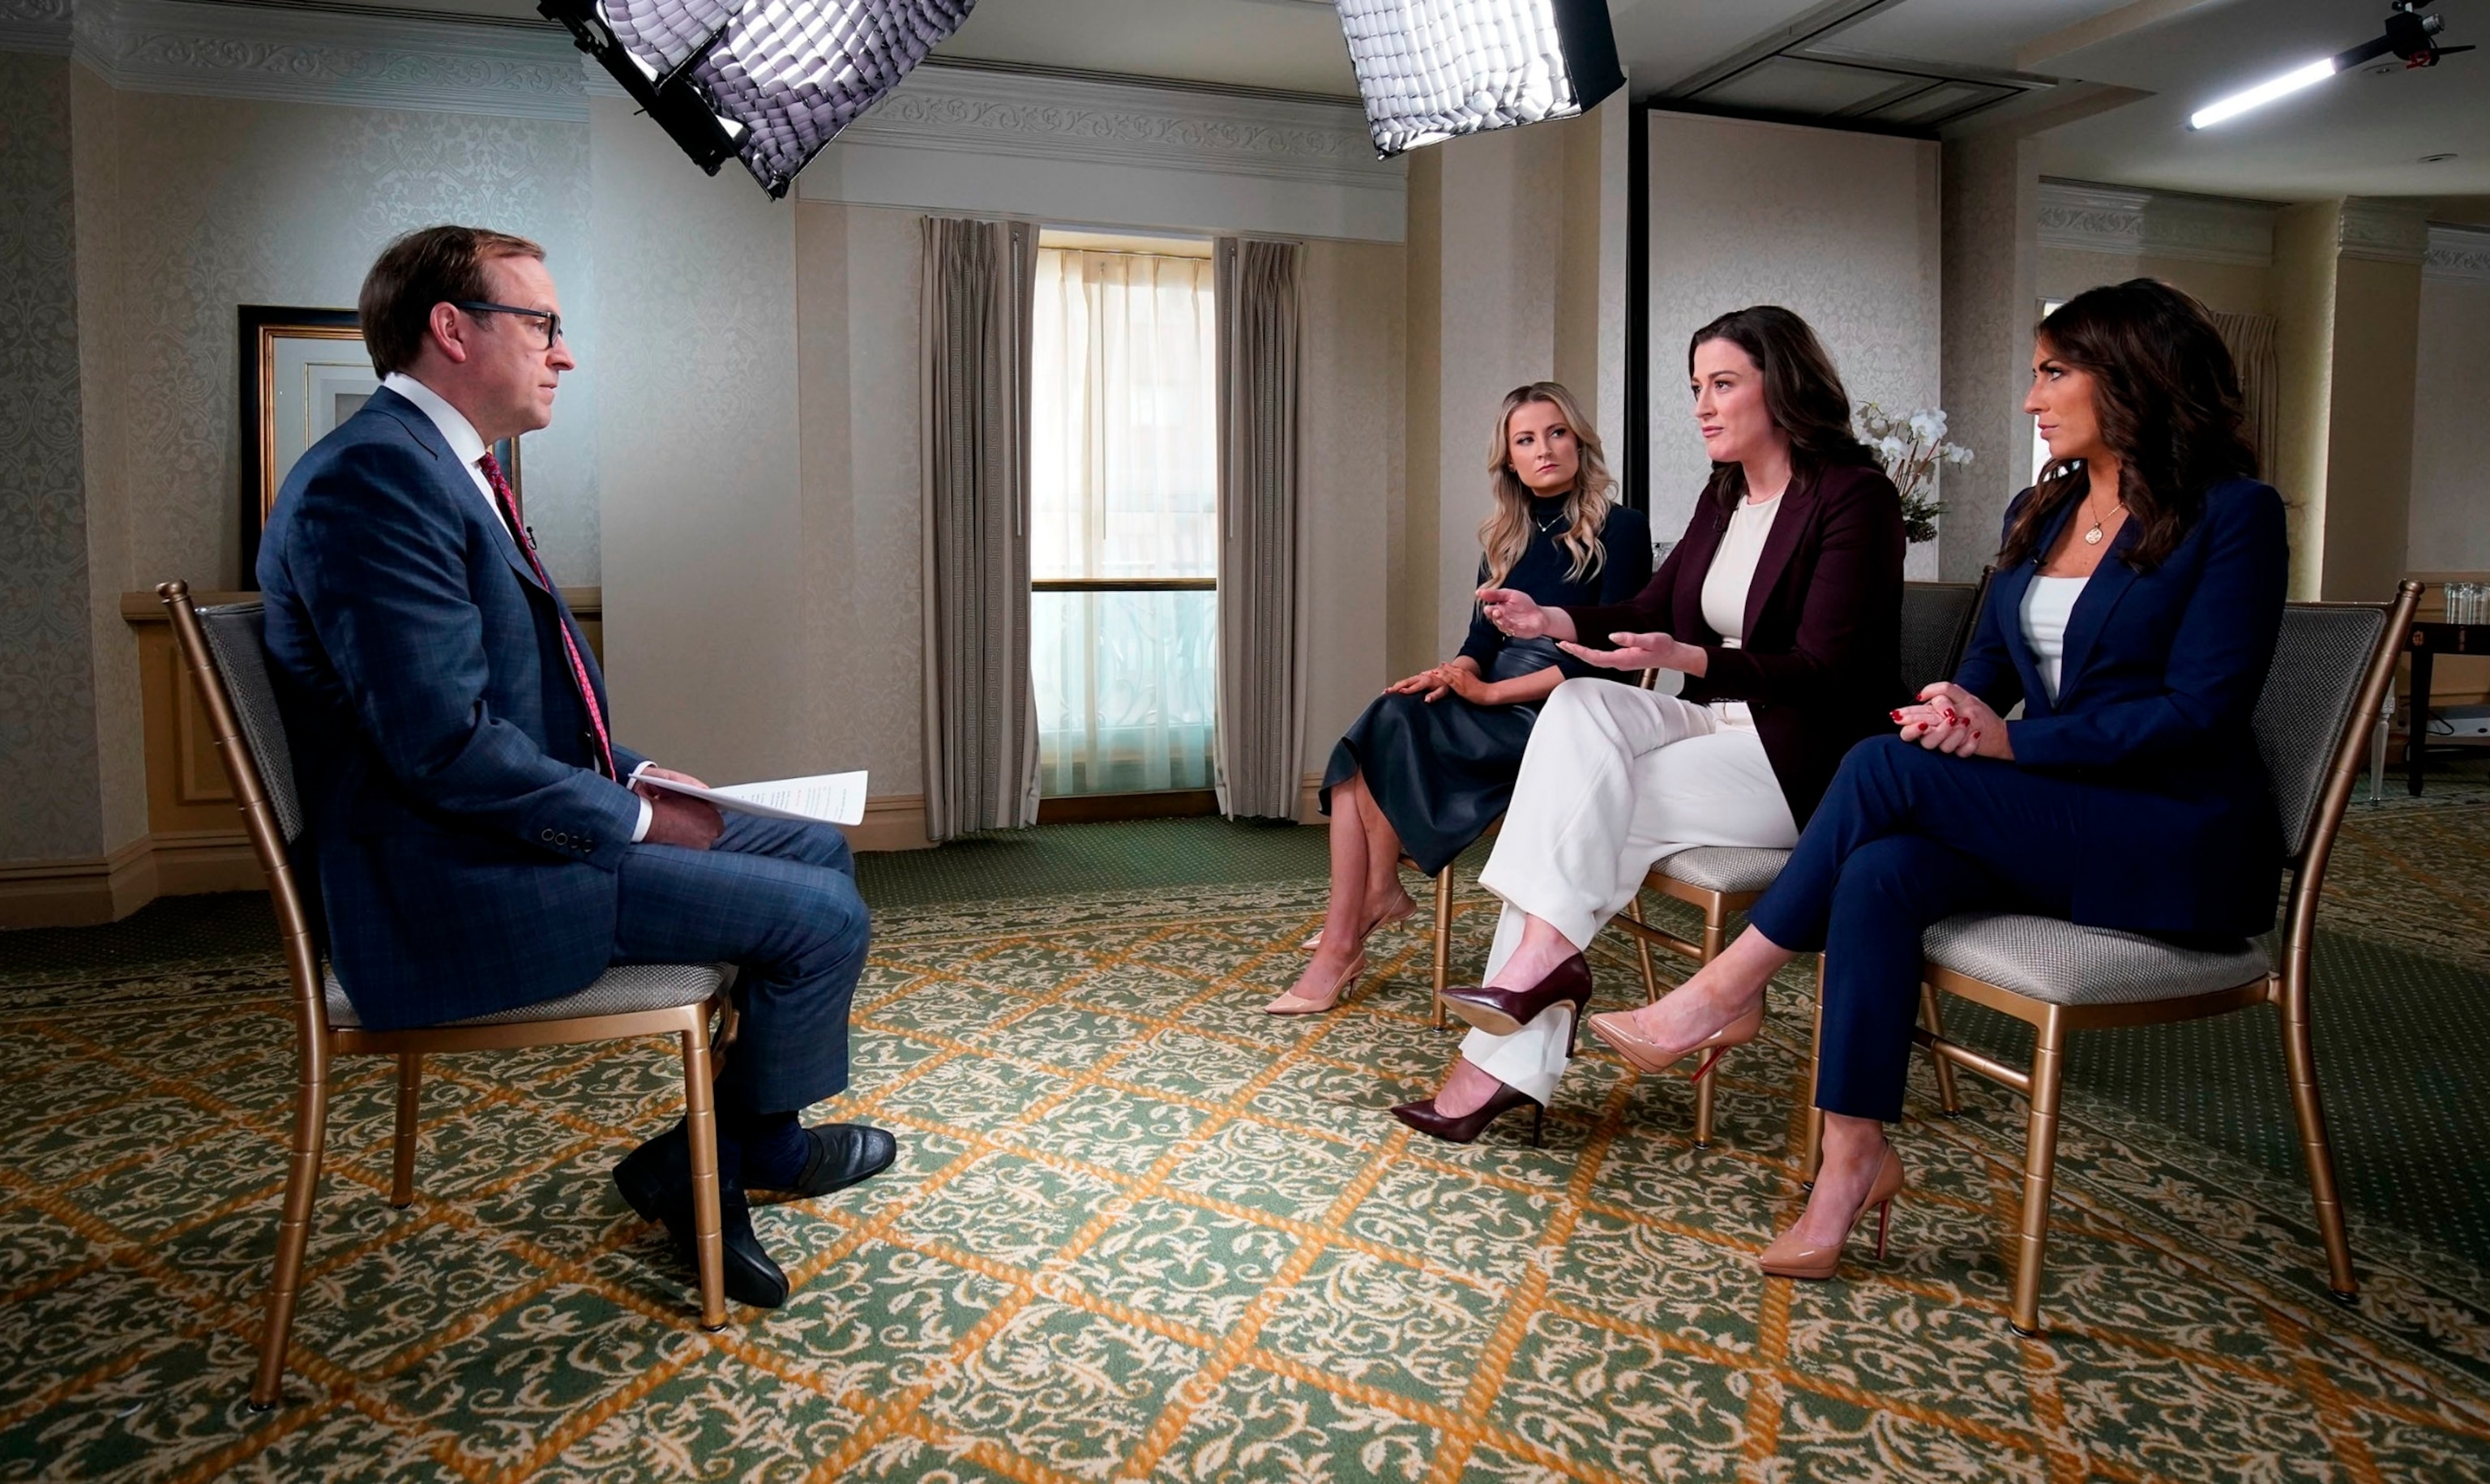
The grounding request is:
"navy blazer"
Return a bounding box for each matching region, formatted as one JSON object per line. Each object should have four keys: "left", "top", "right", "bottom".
{"left": 1568, "top": 462, "right": 1906, "bottom": 828}
{"left": 257, "top": 387, "right": 648, "bottom": 1030}
{"left": 1957, "top": 476, "right": 2289, "bottom": 937}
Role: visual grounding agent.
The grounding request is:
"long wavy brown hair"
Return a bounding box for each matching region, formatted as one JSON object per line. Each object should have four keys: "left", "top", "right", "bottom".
{"left": 2005, "top": 279, "right": 2257, "bottom": 571}
{"left": 1478, "top": 382, "right": 1616, "bottom": 588}
{"left": 1686, "top": 306, "right": 1878, "bottom": 509}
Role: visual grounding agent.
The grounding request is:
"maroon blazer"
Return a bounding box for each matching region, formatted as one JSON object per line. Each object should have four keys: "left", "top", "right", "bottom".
{"left": 1565, "top": 460, "right": 1905, "bottom": 828}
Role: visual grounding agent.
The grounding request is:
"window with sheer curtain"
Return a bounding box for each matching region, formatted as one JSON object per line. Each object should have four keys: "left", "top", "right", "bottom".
{"left": 1029, "top": 241, "right": 1220, "bottom": 798}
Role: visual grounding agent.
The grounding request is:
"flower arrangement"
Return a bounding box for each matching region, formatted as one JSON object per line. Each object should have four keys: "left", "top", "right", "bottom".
{"left": 1855, "top": 404, "right": 1972, "bottom": 545}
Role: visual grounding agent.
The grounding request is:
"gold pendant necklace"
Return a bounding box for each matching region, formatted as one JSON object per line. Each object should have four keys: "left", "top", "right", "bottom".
{"left": 2082, "top": 501, "right": 2125, "bottom": 545}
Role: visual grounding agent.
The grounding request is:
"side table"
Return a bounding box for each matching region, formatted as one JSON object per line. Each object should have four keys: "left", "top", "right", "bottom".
{"left": 2406, "top": 619, "right": 2490, "bottom": 795}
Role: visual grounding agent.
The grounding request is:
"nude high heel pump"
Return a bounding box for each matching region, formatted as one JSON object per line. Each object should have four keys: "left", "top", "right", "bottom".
{"left": 1264, "top": 952, "right": 1367, "bottom": 1016}
{"left": 1756, "top": 1145, "right": 1906, "bottom": 1281}
{"left": 1586, "top": 1001, "right": 1763, "bottom": 1082}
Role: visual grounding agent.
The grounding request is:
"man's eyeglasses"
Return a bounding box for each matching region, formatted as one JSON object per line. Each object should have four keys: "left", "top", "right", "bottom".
{"left": 452, "top": 301, "right": 564, "bottom": 351}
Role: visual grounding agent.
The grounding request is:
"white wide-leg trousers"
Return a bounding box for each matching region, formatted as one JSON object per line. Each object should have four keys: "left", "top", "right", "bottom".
{"left": 1463, "top": 678, "right": 1799, "bottom": 1102}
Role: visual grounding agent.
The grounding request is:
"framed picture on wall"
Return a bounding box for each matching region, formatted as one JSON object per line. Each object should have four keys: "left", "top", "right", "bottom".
{"left": 237, "top": 305, "right": 521, "bottom": 580}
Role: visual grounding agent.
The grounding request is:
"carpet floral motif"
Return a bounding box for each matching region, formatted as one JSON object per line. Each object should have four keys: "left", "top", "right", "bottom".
{"left": 4, "top": 880, "right": 2490, "bottom": 1481}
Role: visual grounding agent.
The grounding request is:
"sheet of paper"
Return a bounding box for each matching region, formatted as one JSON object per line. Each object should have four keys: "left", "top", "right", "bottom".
{"left": 637, "top": 770, "right": 868, "bottom": 827}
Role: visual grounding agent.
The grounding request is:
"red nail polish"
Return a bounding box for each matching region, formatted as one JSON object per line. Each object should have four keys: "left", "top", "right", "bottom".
{"left": 1889, "top": 710, "right": 1904, "bottom": 722}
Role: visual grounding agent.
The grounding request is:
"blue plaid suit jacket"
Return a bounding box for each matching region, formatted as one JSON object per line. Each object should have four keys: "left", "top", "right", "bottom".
{"left": 257, "top": 386, "right": 648, "bottom": 1029}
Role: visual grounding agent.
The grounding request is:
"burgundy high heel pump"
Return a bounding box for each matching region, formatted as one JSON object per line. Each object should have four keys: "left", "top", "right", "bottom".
{"left": 1388, "top": 1081, "right": 1546, "bottom": 1147}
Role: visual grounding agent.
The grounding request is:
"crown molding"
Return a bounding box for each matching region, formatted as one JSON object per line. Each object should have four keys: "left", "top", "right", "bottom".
{"left": 2034, "top": 180, "right": 2146, "bottom": 255}
{"left": 833, "top": 64, "right": 1396, "bottom": 192}
{"left": 2034, "top": 177, "right": 2275, "bottom": 267}
{"left": 2338, "top": 197, "right": 2430, "bottom": 265}
{"left": 6, "top": 0, "right": 587, "bottom": 120}
{"left": 787, "top": 60, "right": 1405, "bottom": 241}
{"left": 2425, "top": 222, "right": 2490, "bottom": 286}
{"left": 0, "top": 0, "right": 73, "bottom": 56}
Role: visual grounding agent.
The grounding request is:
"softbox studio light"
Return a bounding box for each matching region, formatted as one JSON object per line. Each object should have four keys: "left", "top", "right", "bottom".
{"left": 543, "top": 0, "right": 974, "bottom": 197}
{"left": 1333, "top": 0, "right": 1624, "bottom": 156}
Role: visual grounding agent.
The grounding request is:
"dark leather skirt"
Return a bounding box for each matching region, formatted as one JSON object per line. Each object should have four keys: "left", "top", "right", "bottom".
{"left": 1320, "top": 691, "right": 1538, "bottom": 877}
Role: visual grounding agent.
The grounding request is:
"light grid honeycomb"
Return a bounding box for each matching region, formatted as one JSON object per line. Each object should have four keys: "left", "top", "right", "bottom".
{"left": 1335, "top": 0, "right": 1576, "bottom": 156}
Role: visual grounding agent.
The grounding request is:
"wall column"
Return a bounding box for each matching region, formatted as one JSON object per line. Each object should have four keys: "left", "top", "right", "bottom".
{"left": 2272, "top": 199, "right": 2427, "bottom": 601}
{"left": 0, "top": 52, "right": 154, "bottom": 925}
{"left": 1938, "top": 131, "right": 2037, "bottom": 582}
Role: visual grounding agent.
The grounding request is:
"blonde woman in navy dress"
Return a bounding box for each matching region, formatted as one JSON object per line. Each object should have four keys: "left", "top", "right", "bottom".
{"left": 1267, "top": 383, "right": 1650, "bottom": 1014}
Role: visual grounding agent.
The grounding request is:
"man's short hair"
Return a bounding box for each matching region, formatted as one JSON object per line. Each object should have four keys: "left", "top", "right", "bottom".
{"left": 358, "top": 225, "right": 545, "bottom": 377}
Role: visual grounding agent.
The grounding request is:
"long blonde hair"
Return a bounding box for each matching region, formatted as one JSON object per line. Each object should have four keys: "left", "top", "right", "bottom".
{"left": 1478, "top": 382, "right": 1616, "bottom": 588}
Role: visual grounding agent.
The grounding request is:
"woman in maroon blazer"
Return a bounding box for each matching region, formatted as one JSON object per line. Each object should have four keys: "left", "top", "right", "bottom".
{"left": 1391, "top": 306, "right": 1906, "bottom": 1145}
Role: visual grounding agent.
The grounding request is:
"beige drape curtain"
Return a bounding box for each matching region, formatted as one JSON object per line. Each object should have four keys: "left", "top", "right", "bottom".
{"left": 1212, "top": 237, "right": 1304, "bottom": 820}
{"left": 919, "top": 216, "right": 1041, "bottom": 841}
{"left": 2210, "top": 310, "right": 2279, "bottom": 481}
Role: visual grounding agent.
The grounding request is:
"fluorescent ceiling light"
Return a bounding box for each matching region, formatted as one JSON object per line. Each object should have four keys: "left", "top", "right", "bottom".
{"left": 543, "top": 0, "right": 973, "bottom": 196}
{"left": 2187, "top": 58, "right": 2336, "bottom": 130}
{"left": 1332, "top": 0, "right": 1624, "bottom": 156}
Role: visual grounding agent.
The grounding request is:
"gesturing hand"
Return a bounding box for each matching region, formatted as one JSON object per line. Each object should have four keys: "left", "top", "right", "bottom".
{"left": 1478, "top": 587, "right": 1576, "bottom": 642}
{"left": 1559, "top": 631, "right": 1697, "bottom": 674}
{"left": 1894, "top": 682, "right": 2012, "bottom": 760}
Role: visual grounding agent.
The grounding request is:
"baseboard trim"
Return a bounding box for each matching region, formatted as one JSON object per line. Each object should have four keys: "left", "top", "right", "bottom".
{"left": 150, "top": 829, "right": 265, "bottom": 896}
{"left": 845, "top": 793, "right": 933, "bottom": 853}
{"left": 0, "top": 835, "right": 159, "bottom": 929}
{"left": 1299, "top": 772, "right": 1324, "bottom": 825}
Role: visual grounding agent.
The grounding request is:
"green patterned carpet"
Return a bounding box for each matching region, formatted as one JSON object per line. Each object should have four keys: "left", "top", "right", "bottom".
{"left": 4, "top": 806, "right": 2490, "bottom": 1481}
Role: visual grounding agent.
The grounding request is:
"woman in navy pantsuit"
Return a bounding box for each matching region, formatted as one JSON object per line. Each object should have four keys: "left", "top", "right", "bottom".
{"left": 1582, "top": 279, "right": 2287, "bottom": 1280}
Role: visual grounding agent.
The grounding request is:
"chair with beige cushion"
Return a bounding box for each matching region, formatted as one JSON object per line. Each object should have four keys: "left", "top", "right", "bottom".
{"left": 156, "top": 580, "right": 737, "bottom": 1411}
{"left": 1613, "top": 575, "right": 1991, "bottom": 1147}
{"left": 1879, "top": 585, "right": 2420, "bottom": 1336}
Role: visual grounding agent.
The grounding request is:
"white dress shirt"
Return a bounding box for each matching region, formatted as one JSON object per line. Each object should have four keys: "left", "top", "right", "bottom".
{"left": 381, "top": 373, "right": 652, "bottom": 841}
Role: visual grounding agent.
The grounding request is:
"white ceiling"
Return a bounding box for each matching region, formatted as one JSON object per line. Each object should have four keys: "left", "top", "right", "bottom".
{"left": 2026, "top": 0, "right": 2490, "bottom": 199}
{"left": 290, "top": 0, "right": 2490, "bottom": 202}
{"left": 936, "top": 0, "right": 1359, "bottom": 96}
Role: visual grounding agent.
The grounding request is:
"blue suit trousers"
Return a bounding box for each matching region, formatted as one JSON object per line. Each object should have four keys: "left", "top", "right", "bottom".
{"left": 1748, "top": 736, "right": 2094, "bottom": 1123}
{"left": 612, "top": 812, "right": 869, "bottom": 1116}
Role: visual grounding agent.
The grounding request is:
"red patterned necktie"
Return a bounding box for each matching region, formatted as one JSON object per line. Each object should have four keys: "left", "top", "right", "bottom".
{"left": 479, "top": 451, "right": 617, "bottom": 780}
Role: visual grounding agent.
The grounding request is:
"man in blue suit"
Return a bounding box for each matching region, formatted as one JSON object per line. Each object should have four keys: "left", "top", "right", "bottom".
{"left": 257, "top": 225, "right": 891, "bottom": 1308}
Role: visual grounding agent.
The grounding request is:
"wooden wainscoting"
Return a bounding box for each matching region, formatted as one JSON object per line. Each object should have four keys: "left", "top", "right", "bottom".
{"left": 3, "top": 588, "right": 947, "bottom": 929}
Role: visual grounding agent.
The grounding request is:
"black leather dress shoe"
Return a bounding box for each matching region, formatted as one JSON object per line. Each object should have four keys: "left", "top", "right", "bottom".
{"left": 614, "top": 1125, "right": 789, "bottom": 1310}
{"left": 767, "top": 1123, "right": 900, "bottom": 1198}
{"left": 1438, "top": 953, "right": 1594, "bottom": 1044}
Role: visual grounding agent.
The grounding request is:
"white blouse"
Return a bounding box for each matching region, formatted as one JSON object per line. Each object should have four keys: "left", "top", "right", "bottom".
{"left": 2021, "top": 575, "right": 2089, "bottom": 703}
{"left": 1698, "top": 493, "right": 1785, "bottom": 729}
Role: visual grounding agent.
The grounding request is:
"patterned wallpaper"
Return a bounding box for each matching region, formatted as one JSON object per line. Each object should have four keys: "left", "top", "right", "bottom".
{"left": 1645, "top": 113, "right": 1944, "bottom": 568}
{"left": 71, "top": 62, "right": 147, "bottom": 851}
{"left": 2411, "top": 275, "right": 2490, "bottom": 572}
{"left": 0, "top": 53, "right": 103, "bottom": 862}
{"left": 107, "top": 90, "right": 596, "bottom": 589}
{"left": 792, "top": 200, "right": 927, "bottom": 796}
{"left": 588, "top": 94, "right": 808, "bottom": 788}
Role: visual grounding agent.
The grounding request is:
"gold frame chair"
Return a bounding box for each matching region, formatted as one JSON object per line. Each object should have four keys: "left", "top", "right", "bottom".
{"left": 1611, "top": 575, "right": 1992, "bottom": 1146}
{"left": 1823, "top": 584, "right": 2420, "bottom": 1336}
{"left": 1399, "top": 821, "right": 1495, "bottom": 1028}
{"left": 1407, "top": 850, "right": 1457, "bottom": 1026}
{"left": 157, "top": 582, "right": 738, "bottom": 1410}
